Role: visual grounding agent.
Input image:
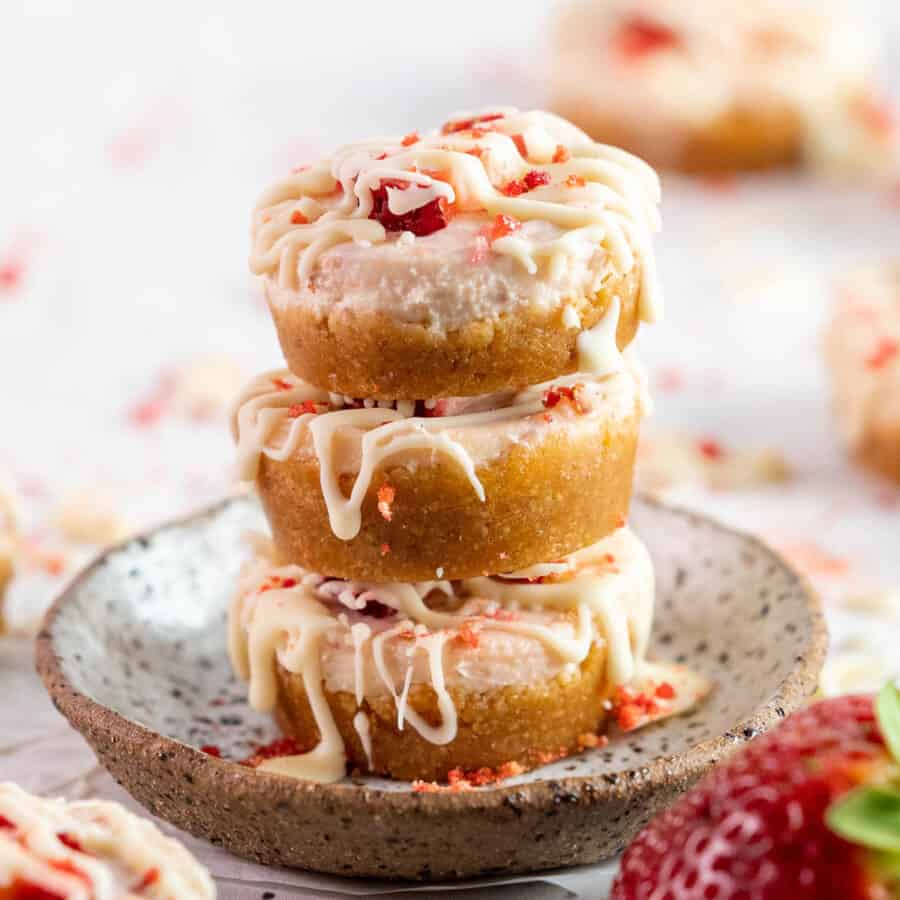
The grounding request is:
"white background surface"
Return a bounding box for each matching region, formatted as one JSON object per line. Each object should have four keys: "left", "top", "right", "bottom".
{"left": 2, "top": 1, "right": 900, "bottom": 898}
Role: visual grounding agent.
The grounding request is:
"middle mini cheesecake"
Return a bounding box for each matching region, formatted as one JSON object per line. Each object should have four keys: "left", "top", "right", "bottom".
{"left": 233, "top": 363, "right": 646, "bottom": 580}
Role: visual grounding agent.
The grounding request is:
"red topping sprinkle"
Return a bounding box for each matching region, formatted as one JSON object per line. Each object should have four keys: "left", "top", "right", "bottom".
{"left": 377, "top": 483, "right": 396, "bottom": 522}
{"left": 401, "top": 131, "right": 420, "bottom": 146}
{"left": 482, "top": 213, "right": 522, "bottom": 244}
{"left": 565, "top": 174, "right": 586, "bottom": 188}
{"left": 511, "top": 133, "right": 528, "bottom": 158}
{"left": 56, "top": 833, "right": 83, "bottom": 853}
{"left": 865, "top": 337, "right": 899, "bottom": 370}
{"left": 288, "top": 400, "right": 325, "bottom": 417}
{"left": 132, "top": 868, "right": 160, "bottom": 892}
{"left": 697, "top": 438, "right": 725, "bottom": 460}
{"left": 614, "top": 17, "right": 680, "bottom": 61}
{"left": 542, "top": 384, "right": 588, "bottom": 414}
{"left": 412, "top": 760, "right": 525, "bottom": 793}
{"left": 290, "top": 210, "right": 308, "bottom": 225}
{"left": 200, "top": 744, "right": 222, "bottom": 757}
{"left": 8, "top": 882, "right": 66, "bottom": 900}
{"left": 380, "top": 542, "right": 391, "bottom": 556}
{"left": 502, "top": 169, "right": 551, "bottom": 196}
{"left": 552, "top": 144, "right": 571, "bottom": 164}
{"left": 271, "top": 377, "right": 293, "bottom": 391}
{"left": 0, "top": 815, "right": 14, "bottom": 829}
{"left": 455, "top": 621, "right": 481, "bottom": 649}
{"left": 441, "top": 112, "right": 504, "bottom": 134}
{"left": 655, "top": 682, "right": 676, "bottom": 700}
{"left": 612, "top": 684, "right": 663, "bottom": 732}
{"left": 0, "top": 257, "right": 25, "bottom": 294}
{"left": 240, "top": 737, "right": 307, "bottom": 768}
{"left": 369, "top": 179, "right": 452, "bottom": 237}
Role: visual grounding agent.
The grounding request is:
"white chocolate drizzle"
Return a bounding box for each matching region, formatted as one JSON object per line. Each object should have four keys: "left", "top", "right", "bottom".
{"left": 229, "top": 527, "right": 655, "bottom": 782}
{"left": 231, "top": 364, "right": 641, "bottom": 542}
{"left": 0, "top": 782, "right": 215, "bottom": 900}
{"left": 250, "top": 108, "right": 663, "bottom": 324}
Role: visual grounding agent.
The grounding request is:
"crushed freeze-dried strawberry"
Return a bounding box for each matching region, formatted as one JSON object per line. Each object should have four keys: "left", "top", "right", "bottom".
{"left": 132, "top": 868, "right": 160, "bottom": 892}
{"left": 0, "top": 257, "right": 25, "bottom": 294}
{"left": 536, "top": 746, "right": 569, "bottom": 765}
{"left": 369, "top": 179, "right": 451, "bottom": 236}
{"left": 441, "top": 112, "right": 505, "bottom": 134}
{"left": 611, "top": 684, "right": 666, "bottom": 732}
{"left": 577, "top": 732, "right": 609, "bottom": 750}
{"left": 511, "top": 133, "right": 528, "bottom": 158}
{"left": 240, "top": 737, "right": 307, "bottom": 768}
{"left": 56, "top": 833, "right": 83, "bottom": 853}
{"left": 565, "top": 174, "right": 586, "bottom": 188}
{"left": 14, "top": 879, "right": 67, "bottom": 899}
{"left": 455, "top": 621, "right": 480, "bottom": 649}
{"left": 377, "top": 483, "right": 395, "bottom": 521}
{"left": 543, "top": 384, "right": 588, "bottom": 414}
{"left": 481, "top": 213, "right": 522, "bottom": 244}
{"left": 401, "top": 131, "right": 420, "bottom": 147}
{"left": 614, "top": 17, "right": 679, "bottom": 61}
{"left": 852, "top": 92, "right": 897, "bottom": 137}
{"left": 552, "top": 144, "right": 571, "bottom": 164}
{"left": 655, "top": 682, "right": 676, "bottom": 700}
{"left": 288, "top": 400, "right": 325, "bottom": 417}
{"left": 866, "top": 337, "right": 899, "bottom": 369}
{"left": 0, "top": 815, "right": 14, "bottom": 829}
{"left": 501, "top": 169, "right": 551, "bottom": 196}
{"left": 380, "top": 542, "right": 391, "bottom": 556}
{"left": 413, "top": 761, "right": 525, "bottom": 793}
{"left": 697, "top": 438, "right": 725, "bottom": 460}
{"left": 271, "top": 377, "right": 293, "bottom": 391}
{"left": 290, "top": 210, "right": 308, "bottom": 225}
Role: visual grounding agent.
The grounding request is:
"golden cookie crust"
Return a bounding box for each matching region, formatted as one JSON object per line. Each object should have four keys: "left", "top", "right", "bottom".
{"left": 266, "top": 267, "right": 641, "bottom": 400}
{"left": 259, "top": 412, "right": 639, "bottom": 581}
{"left": 551, "top": 98, "right": 802, "bottom": 173}
{"left": 273, "top": 643, "right": 608, "bottom": 782}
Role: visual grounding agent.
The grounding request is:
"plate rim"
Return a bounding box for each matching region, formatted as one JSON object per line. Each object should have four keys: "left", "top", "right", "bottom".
{"left": 35, "top": 492, "right": 827, "bottom": 815}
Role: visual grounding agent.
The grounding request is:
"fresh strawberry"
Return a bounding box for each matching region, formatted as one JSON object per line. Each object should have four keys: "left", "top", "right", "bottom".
{"left": 369, "top": 180, "right": 450, "bottom": 236}
{"left": 612, "top": 685, "right": 900, "bottom": 900}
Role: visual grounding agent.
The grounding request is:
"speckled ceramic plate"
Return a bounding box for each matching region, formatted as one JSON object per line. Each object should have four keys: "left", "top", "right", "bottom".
{"left": 37, "top": 494, "right": 826, "bottom": 881}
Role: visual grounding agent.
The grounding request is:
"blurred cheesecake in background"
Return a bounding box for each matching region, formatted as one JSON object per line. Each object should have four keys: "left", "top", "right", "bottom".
{"left": 826, "top": 261, "right": 900, "bottom": 483}
{"left": 548, "top": 0, "right": 898, "bottom": 175}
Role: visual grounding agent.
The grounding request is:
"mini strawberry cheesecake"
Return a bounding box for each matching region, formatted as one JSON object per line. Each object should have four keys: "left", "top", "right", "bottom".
{"left": 230, "top": 528, "right": 709, "bottom": 783}
{"left": 0, "top": 483, "right": 15, "bottom": 634}
{"left": 0, "top": 782, "right": 214, "bottom": 899}
{"left": 549, "top": 0, "right": 895, "bottom": 174}
{"left": 825, "top": 261, "right": 900, "bottom": 483}
{"left": 250, "top": 108, "right": 662, "bottom": 399}
{"left": 232, "top": 361, "right": 647, "bottom": 580}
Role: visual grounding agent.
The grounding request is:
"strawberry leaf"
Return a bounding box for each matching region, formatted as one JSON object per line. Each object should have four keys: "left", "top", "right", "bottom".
{"left": 877, "top": 682, "right": 900, "bottom": 764}
{"left": 827, "top": 786, "right": 900, "bottom": 853}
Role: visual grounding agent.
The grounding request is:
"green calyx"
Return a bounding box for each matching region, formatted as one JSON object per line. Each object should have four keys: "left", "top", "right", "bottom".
{"left": 827, "top": 683, "right": 900, "bottom": 880}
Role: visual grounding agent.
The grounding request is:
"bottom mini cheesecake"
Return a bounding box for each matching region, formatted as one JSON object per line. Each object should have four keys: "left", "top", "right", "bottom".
{"left": 230, "top": 527, "right": 709, "bottom": 784}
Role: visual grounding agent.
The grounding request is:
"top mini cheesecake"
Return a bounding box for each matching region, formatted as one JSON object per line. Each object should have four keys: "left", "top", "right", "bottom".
{"left": 549, "top": 0, "right": 891, "bottom": 175}
{"left": 250, "top": 108, "right": 662, "bottom": 399}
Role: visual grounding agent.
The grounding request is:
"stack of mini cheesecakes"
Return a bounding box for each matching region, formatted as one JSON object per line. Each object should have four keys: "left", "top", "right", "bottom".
{"left": 229, "top": 108, "right": 689, "bottom": 785}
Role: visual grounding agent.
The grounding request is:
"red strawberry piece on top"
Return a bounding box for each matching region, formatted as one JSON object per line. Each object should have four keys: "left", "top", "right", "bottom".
{"left": 614, "top": 17, "right": 679, "bottom": 61}
{"left": 612, "top": 690, "right": 900, "bottom": 900}
{"left": 369, "top": 180, "right": 451, "bottom": 237}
